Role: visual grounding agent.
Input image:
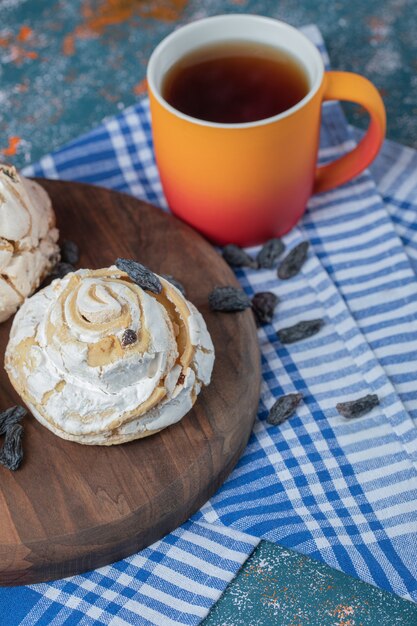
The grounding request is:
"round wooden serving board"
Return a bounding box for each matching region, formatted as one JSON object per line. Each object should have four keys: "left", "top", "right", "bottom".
{"left": 0, "top": 180, "right": 261, "bottom": 586}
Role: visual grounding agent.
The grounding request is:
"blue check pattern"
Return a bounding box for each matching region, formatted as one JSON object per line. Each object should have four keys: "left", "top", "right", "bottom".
{"left": 1, "top": 24, "right": 417, "bottom": 625}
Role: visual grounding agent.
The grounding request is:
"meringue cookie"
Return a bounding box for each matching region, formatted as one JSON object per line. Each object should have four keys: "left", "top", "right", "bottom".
{"left": 5, "top": 267, "right": 215, "bottom": 445}
{"left": 0, "top": 165, "right": 60, "bottom": 322}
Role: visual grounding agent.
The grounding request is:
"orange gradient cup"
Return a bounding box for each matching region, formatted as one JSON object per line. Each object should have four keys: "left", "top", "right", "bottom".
{"left": 147, "top": 15, "right": 386, "bottom": 246}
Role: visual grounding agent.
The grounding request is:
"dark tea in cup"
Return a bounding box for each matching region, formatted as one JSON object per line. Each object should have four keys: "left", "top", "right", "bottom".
{"left": 149, "top": 15, "right": 385, "bottom": 245}
{"left": 162, "top": 41, "right": 310, "bottom": 124}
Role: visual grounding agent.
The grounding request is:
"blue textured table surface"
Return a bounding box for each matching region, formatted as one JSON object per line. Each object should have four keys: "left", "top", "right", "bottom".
{"left": 1, "top": 0, "right": 416, "bottom": 168}
{"left": 203, "top": 541, "right": 417, "bottom": 625}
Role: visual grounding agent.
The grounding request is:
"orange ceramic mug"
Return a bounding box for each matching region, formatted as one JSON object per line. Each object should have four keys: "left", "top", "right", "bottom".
{"left": 147, "top": 15, "right": 386, "bottom": 246}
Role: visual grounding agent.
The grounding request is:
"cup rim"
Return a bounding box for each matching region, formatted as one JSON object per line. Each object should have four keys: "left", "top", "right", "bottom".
{"left": 147, "top": 14, "right": 324, "bottom": 129}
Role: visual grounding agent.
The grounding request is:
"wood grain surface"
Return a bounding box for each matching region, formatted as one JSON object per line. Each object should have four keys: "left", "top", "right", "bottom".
{"left": 0, "top": 180, "right": 261, "bottom": 586}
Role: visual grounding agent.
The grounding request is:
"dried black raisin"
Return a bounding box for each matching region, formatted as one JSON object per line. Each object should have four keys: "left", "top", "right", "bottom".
{"left": 60, "top": 240, "right": 79, "bottom": 265}
{"left": 267, "top": 393, "right": 303, "bottom": 425}
{"left": 121, "top": 329, "right": 137, "bottom": 347}
{"left": 208, "top": 286, "right": 251, "bottom": 312}
{"left": 116, "top": 258, "right": 162, "bottom": 294}
{"left": 278, "top": 241, "right": 309, "bottom": 280}
{"left": 256, "top": 238, "right": 285, "bottom": 269}
{"left": 336, "top": 394, "right": 379, "bottom": 419}
{"left": 252, "top": 292, "right": 279, "bottom": 325}
{"left": 0, "top": 423, "right": 23, "bottom": 471}
{"left": 222, "top": 244, "right": 257, "bottom": 269}
{"left": 0, "top": 405, "right": 26, "bottom": 436}
{"left": 161, "top": 274, "right": 186, "bottom": 296}
{"left": 277, "top": 319, "right": 324, "bottom": 344}
{"left": 50, "top": 262, "right": 75, "bottom": 280}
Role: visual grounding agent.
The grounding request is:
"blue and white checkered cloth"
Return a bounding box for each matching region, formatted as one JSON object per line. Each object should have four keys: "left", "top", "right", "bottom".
{"left": 2, "top": 25, "right": 417, "bottom": 625}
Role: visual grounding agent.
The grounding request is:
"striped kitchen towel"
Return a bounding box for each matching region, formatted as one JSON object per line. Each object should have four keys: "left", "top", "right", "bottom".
{"left": 0, "top": 24, "right": 416, "bottom": 626}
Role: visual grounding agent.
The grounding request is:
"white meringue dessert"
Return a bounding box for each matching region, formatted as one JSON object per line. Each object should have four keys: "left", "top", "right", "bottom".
{"left": 0, "top": 164, "right": 60, "bottom": 322}
{"left": 5, "top": 266, "right": 215, "bottom": 445}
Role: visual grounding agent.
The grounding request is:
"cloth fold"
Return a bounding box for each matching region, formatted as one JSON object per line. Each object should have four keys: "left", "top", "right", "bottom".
{"left": 4, "top": 521, "right": 258, "bottom": 626}
{"left": 2, "top": 23, "right": 414, "bottom": 625}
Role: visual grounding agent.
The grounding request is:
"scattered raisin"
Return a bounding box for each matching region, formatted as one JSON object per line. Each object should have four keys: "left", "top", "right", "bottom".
{"left": 60, "top": 240, "right": 79, "bottom": 265}
{"left": 162, "top": 274, "right": 186, "bottom": 296}
{"left": 0, "top": 405, "right": 26, "bottom": 436}
{"left": 178, "top": 373, "right": 186, "bottom": 385}
{"left": 0, "top": 423, "right": 23, "bottom": 471}
{"left": 336, "top": 394, "right": 379, "bottom": 419}
{"left": 208, "top": 286, "right": 251, "bottom": 312}
{"left": 267, "top": 393, "right": 303, "bottom": 425}
{"left": 251, "top": 292, "right": 279, "bottom": 325}
{"left": 222, "top": 244, "right": 257, "bottom": 269}
{"left": 278, "top": 241, "right": 309, "bottom": 280}
{"left": 256, "top": 238, "right": 285, "bottom": 268}
{"left": 116, "top": 258, "right": 162, "bottom": 294}
{"left": 121, "top": 329, "right": 137, "bottom": 347}
{"left": 277, "top": 319, "right": 324, "bottom": 344}
{"left": 50, "top": 262, "right": 75, "bottom": 280}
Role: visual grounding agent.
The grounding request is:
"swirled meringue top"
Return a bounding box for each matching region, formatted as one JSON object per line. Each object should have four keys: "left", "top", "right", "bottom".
{"left": 5, "top": 266, "right": 215, "bottom": 445}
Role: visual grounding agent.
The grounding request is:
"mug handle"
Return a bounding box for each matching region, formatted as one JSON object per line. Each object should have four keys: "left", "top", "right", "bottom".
{"left": 313, "top": 71, "right": 386, "bottom": 195}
